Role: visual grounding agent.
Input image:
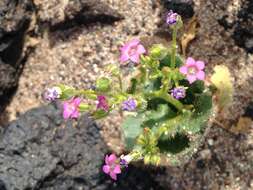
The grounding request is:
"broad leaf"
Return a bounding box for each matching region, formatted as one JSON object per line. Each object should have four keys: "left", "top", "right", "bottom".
{"left": 193, "top": 93, "right": 212, "bottom": 114}
{"left": 122, "top": 114, "right": 145, "bottom": 150}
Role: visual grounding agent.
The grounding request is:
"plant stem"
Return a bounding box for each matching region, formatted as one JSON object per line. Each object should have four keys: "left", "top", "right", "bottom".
{"left": 118, "top": 75, "right": 123, "bottom": 92}
{"left": 77, "top": 90, "right": 97, "bottom": 99}
{"left": 171, "top": 27, "right": 177, "bottom": 68}
{"left": 147, "top": 91, "right": 183, "bottom": 111}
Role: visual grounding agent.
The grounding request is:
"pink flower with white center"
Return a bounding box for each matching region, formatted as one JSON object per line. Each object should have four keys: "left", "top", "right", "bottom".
{"left": 63, "top": 97, "right": 82, "bottom": 120}
{"left": 120, "top": 39, "right": 146, "bottom": 64}
{"left": 179, "top": 57, "right": 205, "bottom": 84}
{"left": 102, "top": 154, "right": 121, "bottom": 180}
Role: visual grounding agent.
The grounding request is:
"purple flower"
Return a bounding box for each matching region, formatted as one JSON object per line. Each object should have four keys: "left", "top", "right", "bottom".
{"left": 179, "top": 57, "right": 205, "bottom": 84}
{"left": 166, "top": 10, "right": 178, "bottom": 25}
{"left": 120, "top": 159, "right": 128, "bottom": 168}
{"left": 63, "top": 97, "right": 82, "bottom": 119}
{"left": 120, "top": 154, "right": 132, "bottom": 168}
{"left": 121, "top": 98, "right": 137, "bottom": 111}
{"left": 120, "top": 39, "right": 146, "bottom": 64}
{"left": 171, "top": 87, "right": 186, "bottom": 99}
{"left": 43, "top": 87, "right": 62, "bottom": 101}
{"left": 96, "top": 95, "right": 109, "bottom": 112}
{"left": 103, "top": 154, "right": 121, "bottom": 180}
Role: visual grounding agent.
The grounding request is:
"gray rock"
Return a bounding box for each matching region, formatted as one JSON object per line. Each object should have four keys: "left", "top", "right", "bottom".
{"left": 0, "top": 103, "right": 166, "bottom": 190}
{"left": 0, "top": 0, "right": 33, "bottom": 112}
{"left": 0, "top": 102, "right": 105, "bottom": 189}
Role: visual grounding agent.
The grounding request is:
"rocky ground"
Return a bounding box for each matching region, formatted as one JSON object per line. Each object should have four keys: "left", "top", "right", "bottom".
{"left": 0, "top": 0, "right": 253, "bottom": 189}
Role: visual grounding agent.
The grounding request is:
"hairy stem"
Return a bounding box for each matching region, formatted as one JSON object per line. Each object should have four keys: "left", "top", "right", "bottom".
{"left": 147, "top": 90, "right": 183, "bottom": 111}
{"left": 118, "top": 75, "right": 123, "bottom": 92}
{"left": 76, "top": 90, "right": 97, "bottom": 99}
{"left": 171, "top": 27, "right": 177, "bottom": 68}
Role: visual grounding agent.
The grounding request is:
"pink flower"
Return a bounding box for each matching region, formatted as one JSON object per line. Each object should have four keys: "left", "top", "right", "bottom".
{"left": 96, "top": 95, "right": 109, "bottom": 112}
{"left": 103, "top": 154, "right": 121, "bottom": 180}
{"left": 63, "top": 97, "right": 82, "bottom": 119}
{"left": 179, "top": 57, "right": 205, "bottom": 84}
{"left": 120, "top": 39, "right": 146, "bottom": 64}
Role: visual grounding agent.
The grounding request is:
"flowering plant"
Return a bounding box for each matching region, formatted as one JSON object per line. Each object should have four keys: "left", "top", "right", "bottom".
{"left": 43, "top": 11, "right": 233, "bottom": 180}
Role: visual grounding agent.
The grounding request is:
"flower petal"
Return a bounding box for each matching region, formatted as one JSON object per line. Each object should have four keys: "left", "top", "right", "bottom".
{"left": 63, "top": 103, "right": 71, "bottom": 119}
{"left": 186, "top": 57, "right": 195, "bottom": 66}
{"left": 120, "top": 53, "right": 129, "bottom": 63}
{"left": 105, "top": 155, "right": 109, "bottom": 165}
{"left": 74, "top": 97, "right": 82, "bottom": 106}
{"left": 108, "top": 154, "right": 117, "bottom": 164}
{"left": 179, "top": 66, "right": 188, "bottom": 74}
{"left": 120, "top": 44, "right": 129, "bottom": 52}
{"left": 196, "top": 61, "right": 205, "bottom": 70}
{"left": 137, "top": 44, "right": 146, "bottom": 54}
{"left": 196, "top": 70, "right": 205, "bottom": 80}
{"left": 71, "top": 110, "right": 79, "bottom": 119}
{"left": 63, "top": 111, "right": 71, "bottom": 119}
{"left": 113, "top": 165, "right": 121, "bottom": 174}
{"left": 187, "top": 75, "right": 197, "bottom": 84}
{"left": 102, "top": 165, "right": 110, "bottom": 174}
{"left": 109, "top": 172, "right": 117, "bottom": 180}
{"left": 130, "top": 54, "right": 140, "bottom": 63}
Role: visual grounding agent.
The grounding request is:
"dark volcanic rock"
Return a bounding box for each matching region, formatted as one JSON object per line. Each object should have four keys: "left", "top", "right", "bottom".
{"left": 219, "top": 0, "right": 253, "bottom": 53}
{"left": 243, "top": 101, "right": 253, "bottom": 119}
{"left": 0, "top": 0, "right": 33, "bottom": 112}
{"left": 161, "top": 0, "right": 194, "bottom": 19}
{"left": 232, "top": 0, "right": 253, "bottom": 53}
{"left": 0, "top": 103, "right": 165, "bottom": 190}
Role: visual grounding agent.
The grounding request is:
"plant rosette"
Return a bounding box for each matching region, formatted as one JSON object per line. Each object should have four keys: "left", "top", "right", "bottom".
{"left": 43, "top": 10, "right": 233, "bottom": 180}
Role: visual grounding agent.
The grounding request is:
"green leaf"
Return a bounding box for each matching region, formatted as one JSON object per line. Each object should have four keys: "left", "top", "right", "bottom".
{"left": 79, "top": 103, "right": 90, "bottom": 112}
{"left": 105, "top": 64, "right": 120, "bottom": 76}
{"left": 61, "top": 88, "right": 76, "bottom": 99}
{"left": 193, "top": 93, "right": 212, "bottom": 114}
{"left": 157, "top": 107, "right": 211, "bottom": 136}
{"left": 92, "top": 110, "right": 109, "bottom": 119}
{"left": 158, "top": 133, "right": 190, "bottom": 154}
{"left": 96, "top": 77, "right": 110, "bottom": 92}
{"left": 144, "top": 104, "right": 176, "bottom": 128}
{"left": 170, "top": 69, "right": 185, "bottom": 82}
{"left": 144, "top": 78, "right": 162, "bottom": 93}
{"left": 183, "top": 111, "right": 211, "bottom": 133}
{"left": 181, "top": 80, "right": 205, "bottom": 105}
{"left": 122, "top": 114, "right": 145, "bottom": 150}
{"left": 189, "top": 80, "right": 205, "bottom": 93}
{"left": 160, "top": 54, "right": 183, "bottom": 69}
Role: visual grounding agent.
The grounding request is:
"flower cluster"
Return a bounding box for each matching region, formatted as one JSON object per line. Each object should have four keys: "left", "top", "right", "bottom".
{"left": 102, "top": 154, "right": 131, "bottom": 180}
{"left": 42, "top": 10, "right": 221, "bottom": 181}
